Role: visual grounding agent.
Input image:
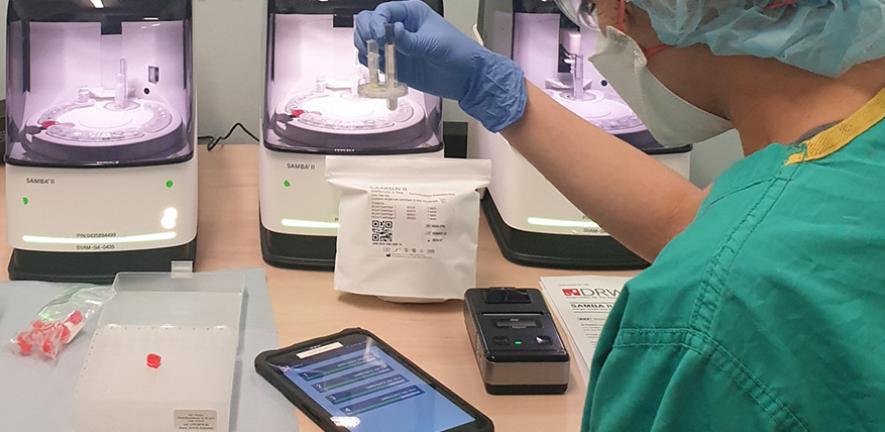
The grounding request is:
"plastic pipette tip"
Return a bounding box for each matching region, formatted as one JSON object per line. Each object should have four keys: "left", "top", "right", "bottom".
{"left": 146, "top": 353, "right": 162, "bottom": 369}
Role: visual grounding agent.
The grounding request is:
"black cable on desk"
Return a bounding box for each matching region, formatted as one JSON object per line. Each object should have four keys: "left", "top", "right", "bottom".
{"left": 205, "top": 122, "right": 260, "bottom": 151}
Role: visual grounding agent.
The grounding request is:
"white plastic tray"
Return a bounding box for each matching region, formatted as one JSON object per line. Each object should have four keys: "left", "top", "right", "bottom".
{"left": 73, "top": 272, "right": 244, "bottom": 432}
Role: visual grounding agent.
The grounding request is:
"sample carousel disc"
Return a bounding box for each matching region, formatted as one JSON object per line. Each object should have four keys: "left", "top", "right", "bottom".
{"left": 552, "top": 90, "right": 647, "bottom": 135}
{"left": 272, "top": 85, "right": 433, "bottom": 153}
{"left": 27, "top": 98, "right": 183, "bottom": 161}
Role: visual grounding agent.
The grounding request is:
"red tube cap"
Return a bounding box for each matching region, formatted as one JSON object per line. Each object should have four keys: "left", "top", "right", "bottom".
{"left": 146, "top": 353, "right": 162, "bottom": 369}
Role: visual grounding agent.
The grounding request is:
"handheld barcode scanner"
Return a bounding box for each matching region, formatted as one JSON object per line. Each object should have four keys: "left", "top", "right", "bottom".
{"left": 464, "top": 288, "right": 570, "bottom": 395}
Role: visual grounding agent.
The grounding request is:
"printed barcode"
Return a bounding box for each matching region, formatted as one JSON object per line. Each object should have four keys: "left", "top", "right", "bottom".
{"left": 372, "top": 220, "right": 393, "bottom": 242}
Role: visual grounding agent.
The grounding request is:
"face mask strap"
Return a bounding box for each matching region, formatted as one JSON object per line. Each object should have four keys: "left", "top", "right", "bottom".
{"left": 765, "top": 0, "right": 799, "bottom": 10}
{"left": 642, "top": 44, "right": 670, "bottom": 59}
{"left": 616, "top": 0, "right": 670, "bottom": 60}
{"left": 615, "top": 0, "right": 627, "bottom": 32}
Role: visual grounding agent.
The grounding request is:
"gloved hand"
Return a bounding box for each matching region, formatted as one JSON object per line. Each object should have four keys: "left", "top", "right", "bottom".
{"left": 355, "top": 0, "right": 527, "bottom": 132}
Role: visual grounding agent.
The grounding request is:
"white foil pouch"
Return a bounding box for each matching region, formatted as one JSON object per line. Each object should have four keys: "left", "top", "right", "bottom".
{"left": 326, "top": 157, "right": 492, "bottom": 303}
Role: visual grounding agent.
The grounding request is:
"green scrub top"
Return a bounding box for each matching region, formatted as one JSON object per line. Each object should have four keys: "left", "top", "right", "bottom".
{"left": 582, "top": 88, "right": 885, "bottom": 431}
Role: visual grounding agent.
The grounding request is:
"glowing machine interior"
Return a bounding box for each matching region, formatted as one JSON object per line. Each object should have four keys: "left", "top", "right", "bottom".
{"left": 5, "top": 0, "right": 198, "bottom": 282}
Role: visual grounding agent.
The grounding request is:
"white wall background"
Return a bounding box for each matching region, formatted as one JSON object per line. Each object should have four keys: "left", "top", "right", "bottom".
{"left": 193, "top": 0, "right": 264, "bottom": 141}
{"left": 0, "top": 0, "right": 741, "bottom": 186}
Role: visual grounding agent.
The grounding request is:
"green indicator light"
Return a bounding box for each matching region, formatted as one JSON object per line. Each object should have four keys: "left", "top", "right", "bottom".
{"left": 514, "top": 340, "right": 523, "bottom": 346}
{"left": 283, "top": 180, "right": 292, "bottom": 188}
{"left": 165, "top": 180, "right": 174, "bottom": 189}
{"left": 22, "top": 197, "right": 29, "bottom": 206}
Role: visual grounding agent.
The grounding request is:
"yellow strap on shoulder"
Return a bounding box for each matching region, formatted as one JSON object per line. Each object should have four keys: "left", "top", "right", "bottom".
{"left": 787, "top": 87, "right": 885, "bottom": 165}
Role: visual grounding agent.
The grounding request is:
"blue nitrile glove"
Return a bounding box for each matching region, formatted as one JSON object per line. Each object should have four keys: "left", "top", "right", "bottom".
{"left": 354, "top": 0, "right": 527, "bottom": 133}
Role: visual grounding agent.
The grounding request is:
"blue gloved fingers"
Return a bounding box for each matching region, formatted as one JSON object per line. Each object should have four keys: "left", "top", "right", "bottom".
{"left": 354, "top": 10, "right": 377, "bottom": 56}
{"left": 358, "top": 22, "right": 419, "bottom": 81}
{"left": 375, "top": 0, "right": 431, "bottom": 32}
{"left": 368, "top": 13, "right": 394, "bottom": 46}
{"left": 354, "top": 24, "right": 367, "bottom": 57}
{"left": 352, "top": 1, "right": 527, "bottom": 131}
{"left": 358, "top": 2, "right": 448, "bottom": 58}
{"left": 392, "top": 19, "right": 454, "bottom": 64}
{"left": 356, "top": 9, "right": 396, "bottom": 52}
{"left": 390, "top": 50, "right": 424, "bottom": 91}
{"left": 391, "top": 22, "right": 422, "bottom": 57}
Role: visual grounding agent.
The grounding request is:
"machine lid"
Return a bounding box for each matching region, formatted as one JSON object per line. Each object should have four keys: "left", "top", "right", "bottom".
{"left": 552, "top": 0, "right": 596, "bottom": 28}
{"left": 8, "top": 0, "right": 191, "bottom": 24}
{"left": 269, "top": 0, "right": 442, "bottom": 15}
{"left": 514, "top": 0, "right": 562, "bottom": 14}
{"left": 478, "top": 0, "right": 561, "bottom": 14}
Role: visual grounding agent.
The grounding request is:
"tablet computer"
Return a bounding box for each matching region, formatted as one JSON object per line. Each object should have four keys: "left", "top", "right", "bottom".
{"left": 255, "top": 328, "right": 494, "bottom": 432}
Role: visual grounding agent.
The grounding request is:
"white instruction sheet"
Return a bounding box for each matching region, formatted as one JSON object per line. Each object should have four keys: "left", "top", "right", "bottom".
{"left": 540, "top": 275, "right": 630, "bottom": 384}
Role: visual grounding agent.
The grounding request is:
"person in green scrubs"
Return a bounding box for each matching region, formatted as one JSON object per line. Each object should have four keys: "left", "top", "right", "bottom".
{"left": 355, "top": 0, "right": 885, "bottom": 429}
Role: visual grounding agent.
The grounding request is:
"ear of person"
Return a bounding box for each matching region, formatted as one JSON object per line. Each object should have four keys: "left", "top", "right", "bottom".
{"left": 622, "top": 4, "right": 664, "bottom": 50}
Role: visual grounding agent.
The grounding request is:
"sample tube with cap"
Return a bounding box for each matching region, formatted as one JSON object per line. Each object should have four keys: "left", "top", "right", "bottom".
{"left": 560, "top": 29, "right": 588, "bottom": 101}
{"left": 571, "top": 51, "right": 585, "bottom": 101}
{"left": 367, "top": 40, "right": 381, "bottom": 86}
{"left": 146, "top": 353, "right": 162, "bottom": 369}
{"left": 115, "top": 59, "right": 129, "bottom": 109}
{"left": 383, "top": 23, "right": 398, "bottom": 110}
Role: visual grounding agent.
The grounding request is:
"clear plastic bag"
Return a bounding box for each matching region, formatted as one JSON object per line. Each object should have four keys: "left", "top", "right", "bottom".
{"left": 10, "top": 285, "right": 115, "bottom": 360}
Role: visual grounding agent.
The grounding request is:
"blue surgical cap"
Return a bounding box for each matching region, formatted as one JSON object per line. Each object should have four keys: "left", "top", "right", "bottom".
{"left": 629, "top": 0, "right": 885, "bottom": 77}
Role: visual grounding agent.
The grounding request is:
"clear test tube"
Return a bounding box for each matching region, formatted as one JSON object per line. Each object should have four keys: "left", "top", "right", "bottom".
{"left": 358, "top": 25, "right": 407, "bottom": 110}
{"left": 572, "top": 52, "right": 585, "bottom": 101}
{"left": 367, "top": 40, "right": 381, "bottom": 86}
{"left": 384, "top": 23, "right": 398, "bottom": 110}
{"left": 561, "top": 29, "right": 585, "bottom": 101}
{"left": 115, "top": 58, "right": 128, "bottom": 109}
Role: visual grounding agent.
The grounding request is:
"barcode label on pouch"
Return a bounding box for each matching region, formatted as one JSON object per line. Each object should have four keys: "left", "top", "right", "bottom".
{"left": 174, "top": 410, "right": 217, "bottom": 431}
{"left": 372, "top": 220, "right": 393, "bottom": 243}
